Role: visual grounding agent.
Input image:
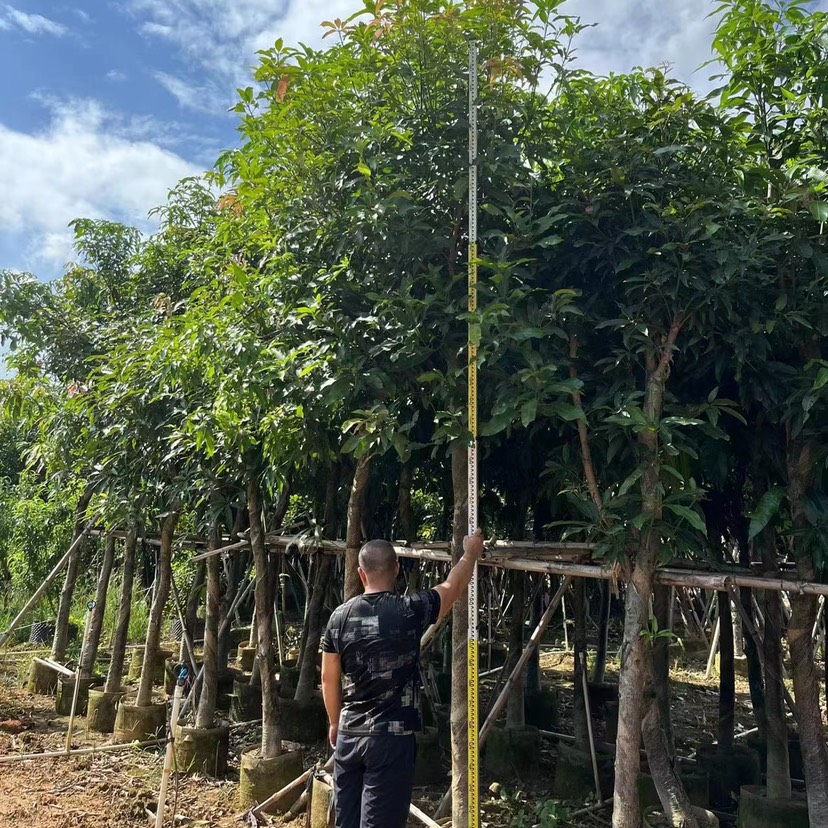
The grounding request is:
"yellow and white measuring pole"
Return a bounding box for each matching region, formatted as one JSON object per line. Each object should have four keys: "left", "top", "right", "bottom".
{"left": 467, "top": 40, "right": 480, "bottom": 828}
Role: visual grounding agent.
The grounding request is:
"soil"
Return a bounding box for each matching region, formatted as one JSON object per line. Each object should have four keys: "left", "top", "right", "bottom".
{"left": 0, "top": 635, "right": 766, "bottom": 828}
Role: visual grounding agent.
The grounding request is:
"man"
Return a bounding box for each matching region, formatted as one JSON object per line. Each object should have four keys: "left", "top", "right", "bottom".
{"left": 321, "top": 530, "right": 485, "bottom": 828}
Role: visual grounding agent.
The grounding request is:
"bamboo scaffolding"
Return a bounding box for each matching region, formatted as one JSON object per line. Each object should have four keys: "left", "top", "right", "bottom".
{"left": 77, "top": 528, "right": 828, "bottom": 597}
{"left": 0, "top": 524, "right": 91, "bottom": 648}
{"left": 191, "top": 539, "right": 250, "bottom": 563}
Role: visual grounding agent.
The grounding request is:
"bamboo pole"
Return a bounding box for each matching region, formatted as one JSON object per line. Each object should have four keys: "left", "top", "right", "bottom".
{"left": 580, "top": 651, "right": 601, "bottom": 801}
{"left": 725, "top": 581, "right": 796, "bottom": 715}
{"left": 155, "top": 677, "right": 184, "bottom": 828}
{"left": 705, "top": 617, "right": 721, "bottom": 679}
{"left": 250, "top": 757, "right": 335, "bottom": 818}
{"left": 479, "top": 577, "right": 571, "bottom": 744}
{"left": 0, "top": 739, "right": 165, "bottom": 764}
{"left": 34, "top": 657, "right": 74, "bottom": 677}
{"left": 191, "top": 539, "right": 250, "bottom": 563}
{"left": 169, "top": 574, "right": 198, "bottom": 676}
{"left": 382, "top": 547, "right": 828, "bottom": 597}
{"left": 65, "top": 604, "right": 94, "bottom": 753}
{"left": 0, "top": 525, "right": 91, "bottom": 648}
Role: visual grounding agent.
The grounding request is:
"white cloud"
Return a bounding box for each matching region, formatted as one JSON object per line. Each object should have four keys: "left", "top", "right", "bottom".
{"left": 564, "top": 0, "right": 719, "bottom": 87}
{"left": 1, "top": 4, "right": 67, "bottom": 37}
{"left": 0, "top": 97, "right": 201, "bottom": 268}
{"left": 106, "top": 69, "right": 127, "bottom": 82}
{"left": 130, "top": 0, "right": 355, "bottom": 103}
{"left": 154, "top": 70, "right": 225, "bottom": 114}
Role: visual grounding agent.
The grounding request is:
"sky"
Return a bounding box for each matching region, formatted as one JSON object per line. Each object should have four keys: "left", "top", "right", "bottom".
{"left": 0, "top": 0, "right": 817, "bottom": 281}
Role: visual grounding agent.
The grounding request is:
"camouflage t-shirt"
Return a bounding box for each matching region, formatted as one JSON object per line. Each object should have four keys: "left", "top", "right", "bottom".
{"left": 322, "top": 589, "right": 441, "bottom": 736}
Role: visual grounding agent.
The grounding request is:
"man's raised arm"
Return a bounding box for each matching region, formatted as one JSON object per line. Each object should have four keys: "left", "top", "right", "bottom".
{"left": 433, "top": 530, "right": 485, "bottom": 621}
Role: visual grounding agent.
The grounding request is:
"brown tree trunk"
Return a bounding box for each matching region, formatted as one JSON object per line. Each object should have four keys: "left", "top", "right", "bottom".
{"left": 572, "top": 579, "right": 590, "bottom": 752}
{"left": 295, "top": 553, "right": 332, "bottom": 703}
{"left": 79, "top": 534, "right": 116, "bottom": 678}
{"left": 505, "top": 570, "right": 526, "bottom": 729}
{"left": 185, "top": 561, "right": 206, "bottom": 643}
{"left": 450, "top": 444, "right": 469, "bottom": 828}
{"left": 105, "top": 527, "right": 137, "bottom": 693}
{"left": 249, "top": 472, "right": 282, "bottom": 758}
{"left": 217, "top": 507, "right": 246, "bottom": 671}
{"left": 652, "top": 584, "right": 675, "bottom": 759}
{"left": 764, "top": 583, "right": 791, "bottom": 799}
{"left": 137, "top": 512, "right": 179, "bottom": 706}
{"left": 195, "top": 522, "right": 221, "bottom": 730}
{"left": 613, "top": 326, "right": 691, "bottom": 828}
{"left": 641, "top": 683, "right": 699, "bottom": 828}
{"left": 787, "top": 437, "right": 828, "bottom": 821}
{"left": 592, "top": 581, "right": 611, "bottom": 685}
{"left": 718, "top": 590, "right": 735, "bottom": 750}
{"left": 344, "top": 455, "right": 371, "bottom": 601}
{"left": 51, "top": 488, "right": 94, "bottom": 662}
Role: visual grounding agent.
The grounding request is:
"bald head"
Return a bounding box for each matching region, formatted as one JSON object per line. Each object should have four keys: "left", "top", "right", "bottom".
{"left": 358, "top": 540, "right": 399, "bottom": 590}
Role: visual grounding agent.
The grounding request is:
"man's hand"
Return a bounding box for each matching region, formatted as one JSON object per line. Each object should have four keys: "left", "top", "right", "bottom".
{"left": 329, "top": 723, "right": 338, "bottom": 750}
{"left": 463, "top": 528, "right": 485, "bottom": 560}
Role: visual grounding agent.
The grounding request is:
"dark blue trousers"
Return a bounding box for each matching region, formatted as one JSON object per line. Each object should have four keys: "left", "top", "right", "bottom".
{"left": 333, "top": 733, "right": 417, "bottom": 828}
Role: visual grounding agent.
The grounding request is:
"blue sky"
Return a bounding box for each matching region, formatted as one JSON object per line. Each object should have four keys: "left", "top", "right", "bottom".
{"left": 0, "top": 0, "right": 819, "bottom": 281}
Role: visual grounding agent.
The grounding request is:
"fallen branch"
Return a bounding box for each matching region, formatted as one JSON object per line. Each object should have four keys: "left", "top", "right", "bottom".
{"left": 0, "top": 739, "right": 165, "bottom": 764}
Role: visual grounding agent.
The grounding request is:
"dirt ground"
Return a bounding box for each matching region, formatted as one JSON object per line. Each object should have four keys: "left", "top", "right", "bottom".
{"left": 0, "top": 643, "right": 757, "bottom": 828}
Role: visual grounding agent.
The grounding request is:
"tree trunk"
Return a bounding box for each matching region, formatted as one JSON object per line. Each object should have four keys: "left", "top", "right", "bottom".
{"left": 195, "top": 522, "right": 221, "bottom": 730}
{"left": 592, "top": 582, "right": 611, "bottom": 685}
{"left": 734, "top": 495, "right": 764, "bottom": 723}
{"left": 740, "top": 585, "right": 766, "bottom": 741}
{"left": 79, "top": 534, "right": 116, "bottom": 678}
{"left": 51, "top": 489, "right": 94, "bottom": 662}
{"left": 105, "top": 527, "right": 137, "bottom": 693}
{"left": 572, "top": 578, "right": 590, "bottom": 752}
{"left": 185, "top": 561, "right": 206, "bottom": 643}
{"left": 787, "top": 437, "right": 828, "bottom": 821}
{"left": 344, "top": 455, "right": 371, "bottom": 602}
{"left": 137, "top": 512, "right": 179, "bottom": 706}
{"left": 613, "top": 330, "right": 688, "bottom": 828}
{"left": 294, "top": 553, "right": 332, "bottom": 703}
{"left": 249, "top": 472, "right": 281, "bottom": 759}
{"left": 526, "top": 587, "right": 542, "bottom": 694}
{"left": 641, "top": 687, "right": 699, "bottom": 828}
{"left": 450, "top": 444, "right": 469, "bottom": 828}
{"left": 652, "top": 584, "right": 674, "bottom": 760}
{"left": 764, "top": 584, "right": 791, "bottom": 799}
{"left": 718, "top": 590, "right": 735, "bottom": 751}
{"left": 505, "top": 570, "right": 526, "bottom": 729}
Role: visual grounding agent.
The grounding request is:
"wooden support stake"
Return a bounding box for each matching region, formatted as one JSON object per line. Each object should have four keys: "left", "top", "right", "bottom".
{"left": 580, "top": 651, "right": 602, "bottom": 801}
{"left": 725, "top": 581, "right": 796, "bottom": 716}
{"left": 65, "top": 604, "right": 94, "bottom": 753}
{"left": 155, "top": 678, "right": 184, "bottom": 828}
{"left": 479, "top": 577, "right": 570, "bottom": 745}
{"left": 705, "top": 616, "right": 721, "bottom": 680}
{"left": 33, "top": 657, "right": 73, "bottom": 677}
{"left": 0, "top": 525, "right": 91, "bottom": 648}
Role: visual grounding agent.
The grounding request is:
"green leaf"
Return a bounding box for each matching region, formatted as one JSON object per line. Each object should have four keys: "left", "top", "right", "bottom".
{"left": 520, "top": 398, "right": 538, "bottom": 428}
{"left": 814, "top": 367, "right": 828, "bottom": 391}
{"left": 618, "top": 468, "right": 643, "bottom": 496}
{"left": 664, "top": 504, "right": 707, "bottom": 534}
{"left": 748, "top": 487, "right": 786, "bottom": 540}
{"left": 810, "top": 202, "right": 828, "bottom": 222}
{"left": 551, "top": 402, "right": 587, "bottom": 422}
